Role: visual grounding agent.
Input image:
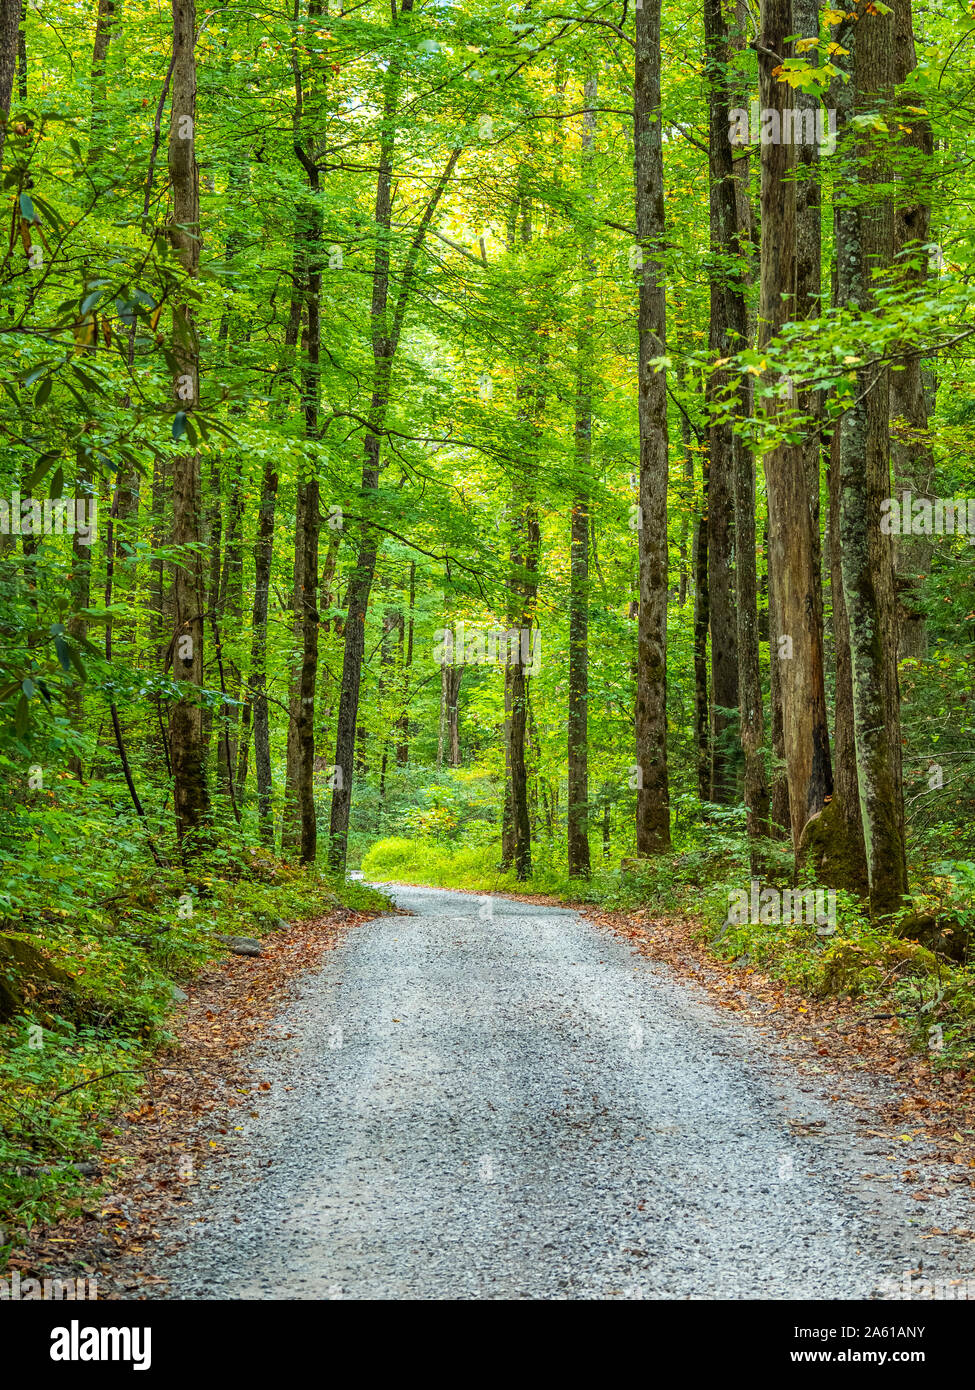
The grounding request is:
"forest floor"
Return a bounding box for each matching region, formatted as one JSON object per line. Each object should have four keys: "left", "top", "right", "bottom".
{"left": 16, "top": 881, "right": 975, "bottom": 1299}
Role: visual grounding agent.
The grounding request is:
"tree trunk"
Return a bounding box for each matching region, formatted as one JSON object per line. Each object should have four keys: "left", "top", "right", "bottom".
{"left": 834, "top": 0, "right": 908, "bottom": 916}
{"left": 694, "top": 464, "right": 710, "bottom": 804}
{"left": 246, "top": 259, "right": 302, "bottom": 847}
{"left": 801, "top": 427, "right": 869, "bottom": 893}
{"left": 448, "top": 664, "right": 462, "bottom": 767}
{"left": 568, "top": 75, "right": 596, "bottom": 881}
{"left": 247, "top": 452, "right": 278, "bottom": 845}
{"left": 505, "top": 458, "right": 540, "bottom": 880}
{"left": 0, "top": 0, "right": 19, "bottom": 169}
{"left": 88, "top": 0, "right": 117, "bottom": 170}
{"left": 375, "top": 605, "right": 402, "bottom": 809}
{"left": 281, "top": 193, "right": 323, "bottom": 864}
{"left": 216, "top": 459, "right": 243, "bottom": 804}
{"left": 201, "top": 455, "right": 222, "bottom": 761}
{"left": 281, "top": 478, "right": 320, "bottom": 864}
{"left": 890, "top": 0, "right": 934, "bottom": 660}
{"left": 167, "top": 0, "right": 210, "bottom": 847}
{"left": 396, "top": 561, "right": 415, "bottom": 765}
{"left": 633, "top": 0, "right": 671, "bottom": 854}
{"left": 758, "top": 0, "right": 832, "bottom": 858}
{"left": 705, "top": 0, "right": 769, "bottom": 860}
{"left": 704, "top": 14, "right": 740, "bottom": 804}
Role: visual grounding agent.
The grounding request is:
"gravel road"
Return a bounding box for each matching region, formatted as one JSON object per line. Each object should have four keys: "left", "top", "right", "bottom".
{"left": 153, "top": 884, "right": 975, "bottom": 1300}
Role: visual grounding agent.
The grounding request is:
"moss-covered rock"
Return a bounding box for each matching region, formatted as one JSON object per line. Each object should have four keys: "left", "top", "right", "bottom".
{"left": 880, "top": 939, "right": 939, "bottom": 977}
{"left": 896, "top": 911, "right": 972, "bottom": 963}
{"left": 820, "top": 941, "right": 880, "bottom": 996}
{"left": 0, "top": 933, "right": 77, "bottom": 1023}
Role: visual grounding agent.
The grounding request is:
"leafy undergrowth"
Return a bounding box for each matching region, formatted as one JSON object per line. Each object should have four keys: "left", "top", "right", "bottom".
{"left": 361, "top": 834, "right": 975, "bottom": 1068}
{"left": 6, "top": 899, "right": 391, "bottom": 1297}
{"left": 0, "top": 825, "right": 389, "bottom": 1256}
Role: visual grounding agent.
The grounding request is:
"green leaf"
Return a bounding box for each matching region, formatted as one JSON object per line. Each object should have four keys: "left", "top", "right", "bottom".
{"left": 172, "top": 411, "right": 187, "bottom": 441}
{"left": 19, "top": 192, "right": 36, "bottom": 222}
{"left": 35, "top": 375, "right": 53, "bottom": 407}
{"left": 27, "top": 452, "right": 59, "bottom": 489}
{"left": 14, "top": 694, "right": 29, "bottom": 737}
{"left": 68, "top": 646, "right": 87, "bottom": 682}
{"left": 71, "top": 365, "right": 101, "bottom": 393}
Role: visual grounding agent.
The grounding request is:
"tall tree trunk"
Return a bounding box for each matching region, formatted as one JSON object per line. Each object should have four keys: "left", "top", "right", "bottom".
{"left": 88, "top": 0, "right": 117, "bottom": 170}
{"left": 216, "top": 459, "right": 243, "bottom": 804}
{"left": 568, "top": 75, "right": 596, "bottom": 881}
{"left": 375, "top": 605, "right": 402, "bottom": 809}
{"left": 246, "top": 257, "right": 303, "bottom": 847}
{"left": 707, "top": 417, "right": 738, "bottom": 806}
{"left": 448, "top": 664, "right": 462, "bottom": 767}
{"left": 280, "top": 19, "right": 328, "bottom": 865}
{"left": 704, "top": 16, "right": 740, "bottom": 805}
{"left": 633, "top": 0, "right": 671, "bottom": 854}
{"left": 802, "top": 428, "right": 869, "bottom": 892}
{"left": 694, "top": 455, "right": 710, "bottom": 804}
{"left": 248, "top": 452, "right": 279, "bottom": 847}
{"left": 437, "top": 646, "right": 449, "bottom": 770}
{"left": 501, "top": 674, "right": 515, "bottom": 865}
{"left": 890, "top": 0, "right": 934, "bottom": 660}
{"left": 396, "top": 560, "right": 415, "bottom": 765}
{"left": 705, "top": 0, "right": 769, "bottom": 859}
{"left": 0, "top": 0, "right": 19, "bottom": 169}
{"left": 759, "top": 0, "right": 832, "bottom": 858}
{"left": 15, "top": 0, "right": 25, "bottom": 101}
{"left": 281, "top": 197, "right": 323, "bottom": 863}
{"left": 281, "top": 477, "right": 320, "bottom": 863}
{"left": 834, "top": 0, "right": 908, "bottom": 916}
{"left": 504, "top": 184, "right": 543, "bottom": 882}
{"left": 201, "top": 455, "right": 222, "bottom": 761}
{"left": 167, "top": 0, "right": 210, "bottom": 847}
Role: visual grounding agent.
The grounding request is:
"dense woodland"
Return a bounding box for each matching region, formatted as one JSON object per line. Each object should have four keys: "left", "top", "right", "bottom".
{"left": 2, "top": 0, "right": 975, "bottom": 1230}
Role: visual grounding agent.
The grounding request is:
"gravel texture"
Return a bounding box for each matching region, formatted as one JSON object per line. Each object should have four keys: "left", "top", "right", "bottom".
{"left": 151, "top": 884, "right": 975, "bottom": 1300}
